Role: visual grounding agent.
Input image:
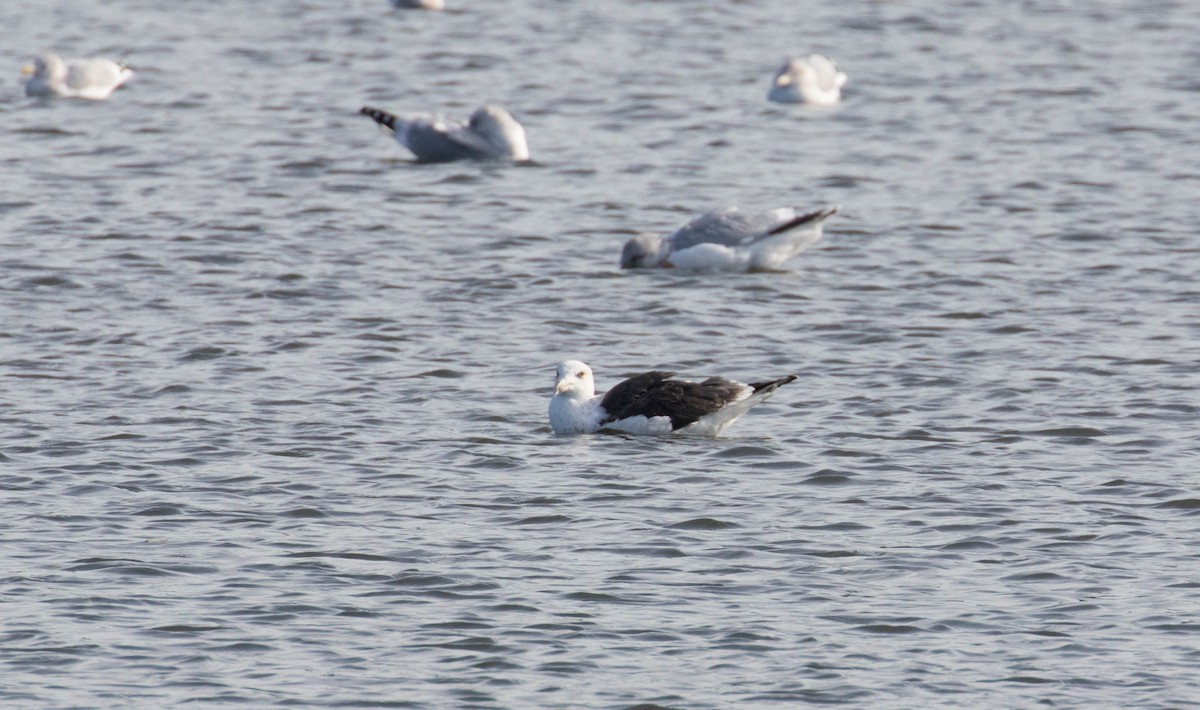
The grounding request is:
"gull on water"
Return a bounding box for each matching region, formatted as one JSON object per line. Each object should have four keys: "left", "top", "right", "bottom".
{"left": 360, "top": 105, "right": 530, "bottom": 163}
{"left": 390, "top": 0, "right": 444, "bottom": 9}
{"left": 549, "top": 360, "right": 796, "bottom": 437}
{"left": 22, "top": 53, "right": 133, "bottom": 100}
{"left": 768, "top": 55, "right": 846, "bottom": 105}
{"left": 620, "top": 205, "right": 839, "bottom": 272}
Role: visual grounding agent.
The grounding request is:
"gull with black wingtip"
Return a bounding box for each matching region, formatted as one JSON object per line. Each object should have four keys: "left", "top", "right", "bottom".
{"left": 360, "top": 104, "right": 530, "bottom": 163}
{"left": 549, "top": 360, "right": 796, "bottom": 437}
{"left": 621, "top": 205, "right": 839, "bottom": 272}
{"left": 22, "top": 53, "right": 133, "bottom": 100}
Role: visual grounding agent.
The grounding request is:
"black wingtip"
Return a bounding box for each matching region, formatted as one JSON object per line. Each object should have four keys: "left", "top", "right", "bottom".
{"left": 767, "top": 205, "right": 840, "bottom": 236}
{"left": 749, "top": 375, "right": 798, "bottom": 394}
{"left": 360, "top": 106, "right": 398, "bottom": 131}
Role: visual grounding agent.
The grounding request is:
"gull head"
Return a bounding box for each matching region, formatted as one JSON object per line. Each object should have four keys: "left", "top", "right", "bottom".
{"left": 620, "top": 233, "right": 668, "bottom": 269}
{"left": 554, "top": 360, "right": 595, "bottom": 399}
{"left": 24, "top": 54, "right": 66, "bottom": 82}
{"left": 469, "top": 105, "right": 530, "bottom": 161}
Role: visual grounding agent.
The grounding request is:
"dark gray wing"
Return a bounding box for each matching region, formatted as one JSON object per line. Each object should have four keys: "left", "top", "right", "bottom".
{"left": 403, "top": 121, "right": 502, "bottom": 162}
{"left": 747, "top": 375, "right": 797, "bottom": 394}
{"left": 598, "top": 371, "right": 675, "bottom": 423}
{"left": 599, "top": 372, "right": 748, "bottom": 430}
{"left": 665, "top": 207, "right": 793, "bottom": 252}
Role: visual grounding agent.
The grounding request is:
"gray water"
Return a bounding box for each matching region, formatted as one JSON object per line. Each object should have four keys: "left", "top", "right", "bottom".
{"left": 4, "top": 0, "right": 1200, "bottom": 707}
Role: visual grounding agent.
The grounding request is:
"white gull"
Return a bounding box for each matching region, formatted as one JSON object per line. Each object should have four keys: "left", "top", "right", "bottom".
{"left": 768, "top": 55, "right": 847, "bottom": 105}
{"left": 22, "top": 53, "right": 133, "bottom": 100}
{"left": 360, "top": 105, "right": 530, "bottom": 162}
{"left": 620, "top": 205, "right": 839, "bottom": 272}
{"left": 390, "top": 0, "right": 444, "bottom": 9}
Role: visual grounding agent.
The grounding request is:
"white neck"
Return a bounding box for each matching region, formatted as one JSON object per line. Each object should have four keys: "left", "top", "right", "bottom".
{"left": 549, "top": 393, "right": 599, "bottom": 435}
{"left": 503, "top": 129, "right": 530, "bottom": 161}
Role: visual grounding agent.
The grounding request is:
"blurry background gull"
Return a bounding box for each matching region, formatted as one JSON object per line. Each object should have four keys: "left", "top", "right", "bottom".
{"left": 360, "top": 105, "right": 530, "bottom": 162}
{"left": 22, "top": 53, "right": 133, "bottom": 100}
{"left": 621, "top": 205, "right": 839, "bottom": 272}
{"left": 768, "top": 54, "right": 847, "bottom": 105}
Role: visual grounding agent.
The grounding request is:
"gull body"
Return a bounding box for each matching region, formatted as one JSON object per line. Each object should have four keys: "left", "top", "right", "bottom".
{"left": 22, "top": 53, "right": 133, "bottom": 100}
{"left": 390, "top": 0, "right": 444, "bottom": 9}
{"left": 621, "top": 205, "right": 839, "bottom": 272}
{"left": 768, "top": 55, "right": 846, "bottom": 105}
{"left": 360, "top": 105, "right": 530, "bottom": 162}
{"left": 549, "top": 360, "right": 796, "bottom": 437}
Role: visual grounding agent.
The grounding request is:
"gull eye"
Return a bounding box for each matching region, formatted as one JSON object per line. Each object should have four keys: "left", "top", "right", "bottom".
{"left": 577, "top": 371, "right": 587, "bottom": 378}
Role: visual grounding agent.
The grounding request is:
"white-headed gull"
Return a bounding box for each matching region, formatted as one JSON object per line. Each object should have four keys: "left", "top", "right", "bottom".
{"left": 360, "top": 105, "right": 530, "bottom": 162}
{"left": 22, "top": 54, "right": 133, "bottom": 100}
{"left": 768, "top": 55, "right": 846, "bottom": 105}
{"left": 621, "top": 205, "right": 838, "bottom": 272}
{"left": 549, "top": 360, "right": 796, "bottom": 436}
{"left": 390, "top": 0, "right": 444, "bottom": 9}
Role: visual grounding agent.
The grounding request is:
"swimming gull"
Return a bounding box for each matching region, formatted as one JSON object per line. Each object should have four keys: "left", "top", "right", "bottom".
{"left": 620, "top": 205, "right": 839, "bottom": 272}
{"left": 360, "top": 105, "right": 530, "bottom": 162}
{"left": 22, "top": 53, "right": 133, "bottom": 100}
{"left": 549, "top": 360, "right": 796, "bottom": 436}
{"left": 768, "top": 55, "right": 846, "bottom": 105}
{"left": 390, "top": 0, "right": 444, "bottom": 9}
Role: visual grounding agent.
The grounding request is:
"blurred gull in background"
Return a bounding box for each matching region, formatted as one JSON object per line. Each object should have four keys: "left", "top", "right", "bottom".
{"left": 389, "top": 0, "right": 444, "bottom": 11}
{"left": 360, "top": 105, "right": 530, "bottom": 162}
{"left": 621, "top": 205, "right": 839, "bottom": 272}
{"left": 768, "top": 55, "right": 846, "bottom": 105}
{"left": 22, "top": 53, "right": 133, "bottom": 100}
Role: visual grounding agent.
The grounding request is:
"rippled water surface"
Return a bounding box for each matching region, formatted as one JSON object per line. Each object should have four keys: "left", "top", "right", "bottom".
{"left": 4, "top": 0, "right": 1200, "bottom": 707}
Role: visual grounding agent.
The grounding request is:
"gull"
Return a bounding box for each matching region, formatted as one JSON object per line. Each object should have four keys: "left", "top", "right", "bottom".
{"left": 549, "top": 360, "right": 796, "bottom": 436}
{"left": 768, "top": 55, "right": 847, "bottom": 105}
{"left": 22, "top": 53, "right": 133, "bottom": 100}
{"left": 620, "top": 205, "right": 839, "bottom": 272}
{"left": 360, "top": 105, "right": 530, "bottom": 162}
{"left": 390, "top": 0, "right": 444, "bottom": 9}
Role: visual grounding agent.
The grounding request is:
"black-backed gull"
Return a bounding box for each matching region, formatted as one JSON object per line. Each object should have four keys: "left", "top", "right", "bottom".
{"left": 549, "top": 360, "right": 796, "bottom": 436}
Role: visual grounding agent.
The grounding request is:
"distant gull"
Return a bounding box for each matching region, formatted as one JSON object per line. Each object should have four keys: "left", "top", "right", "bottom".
{"left": 22, "top": 53, "right": 133, "bottom": 100}
{"left": 621, "top": 205, "right": 839, "bottom": 272}
{"left": 360, "top": 105, "right": 530, "bottom": 162}
{"left": 768, "top": 55, "right": 846, "bottom": 105}
{"left": 549, "top": 360, "right": 796, "bottom": 436}
{"left": 390, "top": 0, "right": 444, "bottom": 9}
